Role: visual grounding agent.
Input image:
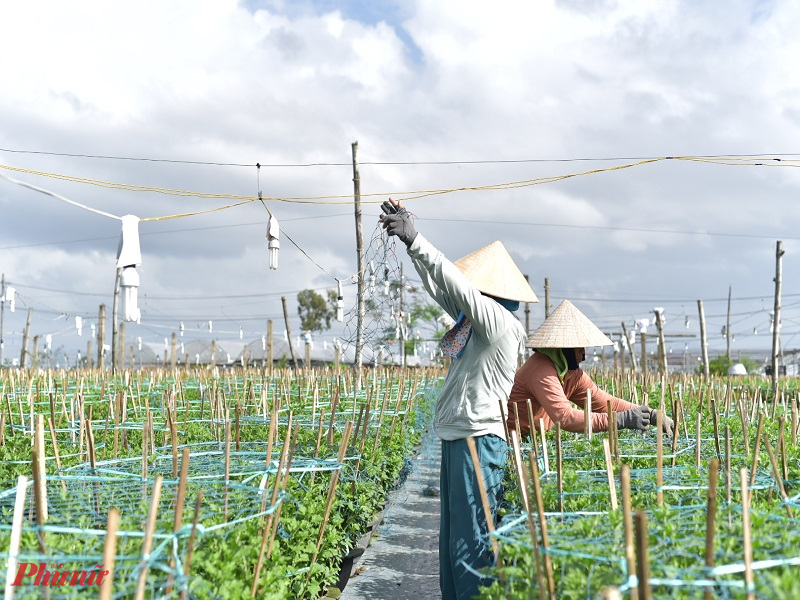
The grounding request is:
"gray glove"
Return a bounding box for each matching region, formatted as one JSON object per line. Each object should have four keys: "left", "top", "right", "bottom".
{"left": 380, "top": 200, "right": 418, "bottom": 247}
{"left": 616, "top": 406, "right": 651, "bottom": 432}
{"left": 648, "top": 409, "right": 675, "bottom": 437}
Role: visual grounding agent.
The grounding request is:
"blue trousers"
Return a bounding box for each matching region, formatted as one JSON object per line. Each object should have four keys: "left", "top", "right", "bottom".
{"left": 440, "top": 435, "right": 507, "bottom": 600}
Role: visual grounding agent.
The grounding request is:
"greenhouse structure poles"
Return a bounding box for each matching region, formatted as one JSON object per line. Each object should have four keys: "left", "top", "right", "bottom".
{"left": 524, "top": 274, "right": 531, "bottom": 335}
{"left": 19, "top": 307, "right": 32, "bottom": 369}
{"left": 772, "top": 240, "right": 784, "bottom": 398}
{"left": 352, "top": 141, "right": 365, "bottom": 390}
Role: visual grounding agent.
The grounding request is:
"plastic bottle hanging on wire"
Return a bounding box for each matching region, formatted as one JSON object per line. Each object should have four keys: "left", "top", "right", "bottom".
{"left": 267, "top": 214, "right": 280, "bottom": 270}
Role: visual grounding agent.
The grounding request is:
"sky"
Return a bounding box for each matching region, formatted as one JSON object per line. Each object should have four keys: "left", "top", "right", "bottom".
{"left": 1, "top": 0, "right": 800, "bottom": 369}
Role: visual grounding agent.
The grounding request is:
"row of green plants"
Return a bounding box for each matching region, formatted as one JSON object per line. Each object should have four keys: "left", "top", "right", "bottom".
{"left": 0, "top": 368, "right": 439, "bottom": 598}
{"left": 480, "top": 374, "right": 800, "bottom": 599}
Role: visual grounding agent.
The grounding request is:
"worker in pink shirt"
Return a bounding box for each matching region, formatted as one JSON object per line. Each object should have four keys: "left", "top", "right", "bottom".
{"left": 507, "top": 299, "right": 674, "bottom": 436}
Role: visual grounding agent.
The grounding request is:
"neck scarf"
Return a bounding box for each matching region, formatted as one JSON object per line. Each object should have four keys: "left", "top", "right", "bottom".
{"left": 535, "top": 348, "right": 569, "bottom": 379}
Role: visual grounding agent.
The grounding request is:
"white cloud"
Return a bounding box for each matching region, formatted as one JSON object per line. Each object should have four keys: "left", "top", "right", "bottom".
{"left": 0, "top": 0, "right": 799, "bottom": 361}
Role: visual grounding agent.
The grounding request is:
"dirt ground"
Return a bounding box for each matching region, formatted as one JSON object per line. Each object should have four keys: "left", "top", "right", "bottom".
{"left": 341, "top": 428, "right": 442, "bottom": 600}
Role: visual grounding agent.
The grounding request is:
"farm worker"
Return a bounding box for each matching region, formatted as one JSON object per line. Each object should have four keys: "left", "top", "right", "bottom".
{"left": 507, "top": 299, "right": 674, "bottom": 436}
{"left": 380, "top": 199, "right": 538, "bottom": 600}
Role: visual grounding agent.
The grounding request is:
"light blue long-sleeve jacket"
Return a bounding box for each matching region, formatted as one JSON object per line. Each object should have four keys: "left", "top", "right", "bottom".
{"left": 407, "top": 233, "right": 526, "bottom": 441}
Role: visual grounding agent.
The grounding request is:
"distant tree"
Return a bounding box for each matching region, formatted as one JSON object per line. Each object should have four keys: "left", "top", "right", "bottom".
{"left": 703, "top": 354, "right": 760, "bottom": 376}
{"left": 297, "top": 289, "right": 337, "bottom": 333}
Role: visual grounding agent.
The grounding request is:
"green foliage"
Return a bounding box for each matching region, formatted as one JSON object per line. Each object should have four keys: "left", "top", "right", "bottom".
{"left": 703, "top": 354, "right": 761, "bottom": 376}
{"left": 297, "top": 289, "right": 337, "bottom": 333}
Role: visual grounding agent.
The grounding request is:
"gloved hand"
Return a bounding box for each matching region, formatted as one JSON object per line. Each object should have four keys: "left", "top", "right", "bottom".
{"left": 616, "top": 406, "right": 650, "bottom": 432}
{"left": 648, "top": 409, "right": 675, "bottom": 438}
{"left": 380, "top": 199, "right": 418, "bottom": 247}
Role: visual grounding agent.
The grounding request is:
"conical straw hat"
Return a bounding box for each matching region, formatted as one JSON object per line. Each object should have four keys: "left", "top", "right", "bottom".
{"left": 525, "top": 299, "right": 612, "bottom": 348}
{"left": 453, "top": 241, "right": 538, "bottom": 303}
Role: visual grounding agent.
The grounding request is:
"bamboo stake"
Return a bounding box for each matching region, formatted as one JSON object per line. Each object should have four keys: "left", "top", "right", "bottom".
{"left": 778, "top": 417, "right": 788, "bottom": 482}
{"left": 556, "top": 424, "right": 564, "bottom": 514}
{"left": 762, "top": 433, "right": 793, "bottom": 518}
{"left": 31, "top": 447, "right": 47, "bottom": 554}
{"left": 602, "top": 438, "right": 619, "bottom": 510}
{"left": 709, "top": 396, "right": 721, "bottom": 461}
{"left": 529, "top": 451, "right": 555, "bottom": 599}
{"left": 656, "top": 410, "right": 663, "bottom": 507}
{"left": 304, "top": 421, "right": 354, "bottom": 591}
{"left": 695, "top": 413, "right": 702, "bottom": 468}
{"left": 749, "top": 412, "right": 764, "bottom": 487}
{"left": 704, "top": 458, "right": 719, "bottom": 600}
{"left": 620, "top": 465, "right": 638, "bottom": 600}
{"left": 634, "top": 511, "right": 652, "bottom": 600}
{"left": 33, "top": 414, "right": 48, "bottom": 522}
{"left": 252, "top": 415, "right": 293, "bottom": 596}
{"left": 166, "top": 448, "right": 191, "bottom": 597}
{"left": 223, "top": 411, "right": 231, "bottom": 522}
{"left": 724, "top": 425, "right": 732, "bottom": 505}
{"left": 584, "top": 388, "right": 592, "bottom": 439}
{"left": 134, "top": 475, "right": 163, "bottom": 600}
{"left": 538, "top": 418, "right": 550, "bottom": 474}
{"left": 4, "top": 476, "right": 29, "bottom": 600}
{"left": 178, "top": 490, "right": 204, "bottom": 599}
{"left": 509, "top": 430, "right": 546, "bottom": 600}
{"left": 98, "top": 508, "right": 120, "bottom": 600}
{"left": 47, "top": 417, "right": 67, "bottom": 494}
{"left": 0, "top": 410, "right": 5, "bottom": 446}
{"left": 466, "top": 437, "right": 499, "bottom": 558}
{"left": 740, "top": 468, "right": 755, "bottom": 600}
{"left": 670, "top": 397, "right": 681, "bottom": 468}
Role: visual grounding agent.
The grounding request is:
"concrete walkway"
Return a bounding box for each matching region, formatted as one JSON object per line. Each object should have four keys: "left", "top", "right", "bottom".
{"left": 342, "top": 428, "right": 442, "bottom": 600}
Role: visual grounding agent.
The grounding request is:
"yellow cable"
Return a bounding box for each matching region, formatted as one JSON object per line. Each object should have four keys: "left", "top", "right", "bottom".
{"left": 2, "top": 156, "right": 798, "bottom": 222}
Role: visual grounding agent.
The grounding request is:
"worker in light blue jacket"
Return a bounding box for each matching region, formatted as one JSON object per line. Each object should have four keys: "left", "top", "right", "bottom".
{"left": 381, "top": 199, "right": 538, "bottom": 600}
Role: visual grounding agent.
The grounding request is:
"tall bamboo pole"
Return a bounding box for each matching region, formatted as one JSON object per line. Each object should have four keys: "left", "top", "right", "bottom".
{"left": 697, "top": 300, "right": 710, "bottom": 379}
{"left": 352, "top": 141, "right": 365, "bottom": 393}
{"left": 771, "top": 241, "right": 784, "bottom": 399}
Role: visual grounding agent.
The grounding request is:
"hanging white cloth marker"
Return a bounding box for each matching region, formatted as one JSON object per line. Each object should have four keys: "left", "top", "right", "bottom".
{"left": 266, "top": 214, "right": 280, "bottom": 270}
{"left": 116, "top": 215, "right": 142, "bottom": 322}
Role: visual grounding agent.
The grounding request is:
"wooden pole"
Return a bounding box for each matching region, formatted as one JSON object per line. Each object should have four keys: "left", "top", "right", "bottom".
{"left": 97, "top": 304, "right": 106, "bottom": 369}
{"left": 267, "top": 319, "right": 274, "bottom": 371}
{"left": 704, "top": 458, "right": 719, "bottom": 600}
{"left": 603, "top": 438, "right": 618, "bottom": 510}
{"left": 466, "top": 437, "right": 499, "bottom": 558}
{"left": 4, "top": 476, "right": 29, "bottom": 600}
{"left": 544, "top": 277, "right": 551, "bottom": 318}
{"left": 98, "top": 508, "right": 120, "bottom": 600}
{"left": 111, "top": 267, "right": 121, "bottom": 374}
{"left": 740, "top": 468, "right": 755, "bottom": 600}
{"left": 352, "top": 141, "right": 366, "bottom": 393}
{"left": 134, "top": 476, "right": 163, "bottom": 600}
{"left": 634, "top": 511, "right": 652, "bottom": 600}
{"left": 621, "top": 322, "right": 638, "bottom": 372}
{"left": 640, "top": 332, "right": 648, "bottom": 375}
{"left": 524, "top": 275, "right": 531, "bottom": 335}
{"left": 697, "top": 300, "right": 710, "bottom": 379}
{"left": 771, "top": 240, "right": 784, "bottom": 399}
{"left": 655, "top": 309, "right": 667, "bottom": 376}
{"left": 529, "top": 452, "right": 555, "bottom": 599}
{"left": 726, "top": 285, "right": 732, "bottom": 362}
{"left": 281, "top": 296, "right": 299, "bottom": 371}
{"left": 19, "top": 308, "right": 32, "bottom": 368}
{"left": 620, "top": 465, "right": 638, "bottom": 600}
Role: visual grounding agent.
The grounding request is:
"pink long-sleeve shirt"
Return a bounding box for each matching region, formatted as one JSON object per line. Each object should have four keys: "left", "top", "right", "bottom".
{"left": 507, "top": 352, "right": 636, "bottom": 434}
